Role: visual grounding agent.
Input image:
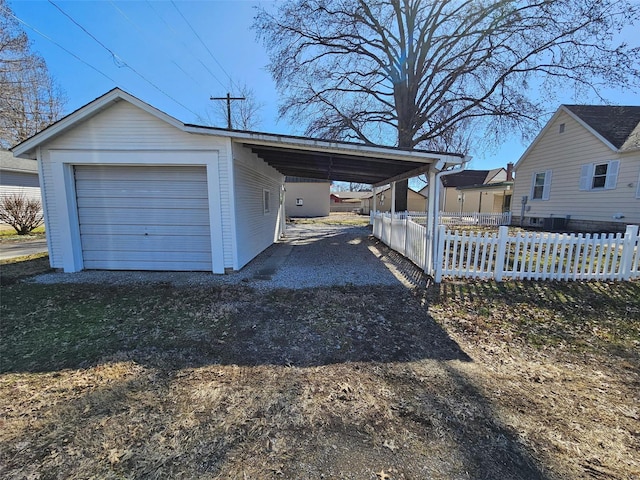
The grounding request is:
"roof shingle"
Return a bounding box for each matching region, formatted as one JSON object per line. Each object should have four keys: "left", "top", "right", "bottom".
{"left": 564, "top": 105, "right": 640, "bottom": 149}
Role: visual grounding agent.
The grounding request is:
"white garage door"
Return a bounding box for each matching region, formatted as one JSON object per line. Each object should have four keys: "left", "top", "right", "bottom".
{"left": 75, "top": 165, "right": 212, "bottom": 271}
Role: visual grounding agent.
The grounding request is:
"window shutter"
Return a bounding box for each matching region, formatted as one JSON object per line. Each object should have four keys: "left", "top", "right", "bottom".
{"left": 542, "top": 169, "right": 552, "bottom": 200}
{"left": 530, "top": 172, "right": 537, "bottom": 199}
{"left": 579, "top": 164, "right": 592, "bottom": 191}
{"left": 604, "top": 160, "right": 619, "bottom": 190}
{"left": 636, "top": 172, "right": 640, "bottom": 199}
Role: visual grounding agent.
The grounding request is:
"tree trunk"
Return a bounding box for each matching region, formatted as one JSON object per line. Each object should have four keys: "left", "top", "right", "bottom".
{"left": 395, "top": 111, "right": 412, "bottom": 212}
{"left": 394, "top": 180, "right": 408, "bottom": 212}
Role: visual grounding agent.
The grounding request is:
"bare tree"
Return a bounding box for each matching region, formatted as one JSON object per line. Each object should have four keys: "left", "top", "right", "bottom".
{"left": 0, "top": 0, "right": 66, "bottom": 148}
{"left": 200, "top": 82, "right": 264, "bottom": 131}
{"left": 0, "top": 193, "right": 43, "bottom": 235}
{"left": 255, "top": 0, "right": 640, "bottom": 210}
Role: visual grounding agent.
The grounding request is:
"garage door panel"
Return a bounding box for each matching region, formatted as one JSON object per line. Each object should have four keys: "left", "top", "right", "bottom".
{"left": 83, "top": 260, "right": 211, "bottom": 271}
{"left": 83, "top": 250, "right": 211, "bottom": 263}
{"left": 76, "top": 184, "right": 207, "bottom": 199}
{"left": 77, "top": 208, "right": 210, "bottom": 225}
{"left": 76, "top": 196, "right": 209, "bottom": 209}
{"left": 81, "top": 234, "right": 211, "bottom": 252}
{"left": 75, "top": 166, "right": 207, "bottom": 181}
{"left": 75, "top": 165, "right": 212, "bottom": 271}
{"left": 79, "top": 224, "right": 210, "bottom": 236}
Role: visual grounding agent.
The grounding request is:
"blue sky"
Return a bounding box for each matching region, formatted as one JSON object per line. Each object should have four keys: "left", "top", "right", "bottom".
{"left": 7, "top": 0, "right": 640, "bottom": 171}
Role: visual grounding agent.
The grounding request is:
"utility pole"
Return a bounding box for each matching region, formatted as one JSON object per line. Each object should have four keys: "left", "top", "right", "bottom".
{"left": 210, "top": 92, "right": 245, "bottom": 129}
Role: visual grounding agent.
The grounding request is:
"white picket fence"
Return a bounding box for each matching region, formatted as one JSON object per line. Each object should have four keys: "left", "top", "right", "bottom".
{"left": 373, "top": 214, "right": 427, "bottom": 269}
{"left": 370, "top": 211, "right": 510, "bottom": 226}
{"left": 439, "top": 211, "right": 512, "bottom": 226}
{"left": 372, "top": 213, "right": 640, "bottom": 283}
{"left": 436, "top": 225, "right": 640, "bottom": 282}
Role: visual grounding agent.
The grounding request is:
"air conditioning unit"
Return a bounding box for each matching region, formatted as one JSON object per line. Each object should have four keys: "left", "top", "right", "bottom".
{"left": 543, "top": 217, "right": 567, "bottom": 231}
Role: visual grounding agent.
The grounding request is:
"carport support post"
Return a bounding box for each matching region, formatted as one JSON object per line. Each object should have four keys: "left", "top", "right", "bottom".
{"left": 391, "top": 182, "right": 396, "bottom": 217}
{"left": 371, "top": 186, "right": 378, "bottom": 224}
{"left": 425, "top": 166, "right": 437, "bottom": 275}
{"left": 391, "top": 182, "right": 396, "bottom": 243}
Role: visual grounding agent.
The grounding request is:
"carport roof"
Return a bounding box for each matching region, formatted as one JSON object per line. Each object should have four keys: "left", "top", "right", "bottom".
{"left": 12, "top": 88, "right": 465, "bottom": 185}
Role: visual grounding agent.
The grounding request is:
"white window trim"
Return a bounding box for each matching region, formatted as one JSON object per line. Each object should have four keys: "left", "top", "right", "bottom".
{"left": 530, "top": 170, "right": 552, "bottom": 201}
{"left": 579, "top": 160, "right": 619, "bottom": 191}
{"left": 263, "top": 188, "right": 271, "bottom": 214}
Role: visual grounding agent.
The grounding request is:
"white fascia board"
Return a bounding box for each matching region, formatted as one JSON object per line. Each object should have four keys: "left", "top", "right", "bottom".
{"left": 12, "top": 89, "right": 186, "bottom": 159}
{"left": 185, "top": 126, "right": 464, "bottom": 164}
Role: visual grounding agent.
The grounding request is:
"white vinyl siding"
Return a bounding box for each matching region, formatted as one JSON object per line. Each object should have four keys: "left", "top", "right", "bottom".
{"left": 530, "top": 170, "right": 551, "bottom": 200}
{"left": 513, "top": 109, "right": 640, "bottom": 225}
{"left": 75, "top": 165, "right": 212, "bottom": 271}
{"left": 38, "top": 101, "right": 233, "bottom": 270}
{"left": 579, "top": 160, "right": 620, "bottom": 191}
{"left": 233, "top": 143, "right": 284, "bottom": 269}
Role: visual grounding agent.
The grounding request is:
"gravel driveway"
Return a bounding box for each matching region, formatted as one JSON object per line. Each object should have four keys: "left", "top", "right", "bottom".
{"left": 30, "top": 223, "right": 426, "bottom": 289}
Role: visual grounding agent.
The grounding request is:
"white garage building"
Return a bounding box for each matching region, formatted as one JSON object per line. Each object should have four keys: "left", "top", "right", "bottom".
{"left": 12, "top": 89, "right": 464, "bottom": 273}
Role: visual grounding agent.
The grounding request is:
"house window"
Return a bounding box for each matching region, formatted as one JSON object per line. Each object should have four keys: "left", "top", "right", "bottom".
{"left": 263, "top": 189, "right": 271, "bottom": 214}
{"left": 296, "top": 198, "right": 303, "bottom": 206}
{"left": 579, "top": 160, "right": 619, "bottom": 191}
{"left": 559, "top": 123, "right": 565, "bottom": 133}
{"left": 531, "top": 170, "right": 551, "bottom": 200}
{"left": 592, "top": 163, "right": 608, "bottom": 188}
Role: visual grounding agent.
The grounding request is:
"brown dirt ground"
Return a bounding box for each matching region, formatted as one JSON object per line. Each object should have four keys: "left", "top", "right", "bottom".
{"left": 0, "top": 258, "right": 638, "bottom": 479}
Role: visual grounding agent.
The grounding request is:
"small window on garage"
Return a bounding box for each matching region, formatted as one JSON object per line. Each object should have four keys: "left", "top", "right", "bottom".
{"left": 296, "top": 198, "right": 303, "bottom": 206}
{"left": 263, "top": 189, "right": 271, "bottom": 214}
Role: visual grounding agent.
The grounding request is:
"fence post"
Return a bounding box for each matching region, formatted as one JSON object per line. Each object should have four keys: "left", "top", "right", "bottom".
{"left": 434, "top": 225, "right": 446, "bottom": 283}
{"left": 494, "top": 225, "right": 509, "bottom": 282}
{"left": 404, "top": 216, "right": 411, "bottom": 257}
{"left": 620, "top": 225, "right": 639, "bottom": 281}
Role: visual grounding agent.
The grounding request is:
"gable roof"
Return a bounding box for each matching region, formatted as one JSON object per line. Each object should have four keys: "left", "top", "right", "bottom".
{"left": 563, "top": 105, "right": 640, "bottom": 150}
{"left": 517, "top": 104, "right": 640, "bottom": 168}
{"left": 0, "top": 149, "right": 38, "bottom": 174}
{"left": 440, "top": 170, "right": 490, "bottom": 188}
{"left": 12, "top": 88, "right": 465, "bottom": 185}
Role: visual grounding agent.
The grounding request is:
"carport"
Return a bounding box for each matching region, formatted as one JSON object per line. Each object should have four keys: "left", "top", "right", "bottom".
{"left": 209, "top": 130, "right": 467, "bottom": 274}
{"left": 13, "top": 88, "right": 465, "bottom": 275}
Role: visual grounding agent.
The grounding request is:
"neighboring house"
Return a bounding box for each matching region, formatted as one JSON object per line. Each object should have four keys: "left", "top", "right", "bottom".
{"left": 0, "top": 149, "right": 41, "bottom": 203}
{"left": 12, "top": 88, "right": 461, "bottom": 273}
{"left": 284, "top": 177, "right": 330, "bottom": 217}
{"left": 361, "top": 186, "right": 427, "bottom": 214}
{"left": 512, "top": 105, "right": 640, "bottom": 232}
{"left": 437, "top": 166, "right": 512, "bottom": 213}
{"left": 330, "top": 191, "right": 371, "bottom": 213}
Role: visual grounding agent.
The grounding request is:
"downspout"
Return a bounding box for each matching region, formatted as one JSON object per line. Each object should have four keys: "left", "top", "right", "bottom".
{"left": 431, "top": 156, "right": 471, "bottom": 274}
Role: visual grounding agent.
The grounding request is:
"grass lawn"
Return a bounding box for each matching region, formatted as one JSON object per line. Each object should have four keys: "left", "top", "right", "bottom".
{"left": 0, "top": 224, "right": 45, "bottom": 238}
{"left": 0, "top": 259, "right": 638, "bottom": 479}
{"left": 290, "top": 213, "right": 371, "bottom": 226}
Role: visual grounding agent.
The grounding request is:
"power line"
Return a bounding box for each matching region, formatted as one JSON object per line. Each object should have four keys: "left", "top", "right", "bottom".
{"left": 145, "top": 0, "right": 227, "bottom": 91}
{"left": 1, "top": 6, "right": 118, "bottom": 84}
{"left": 169, "top": 0, "right": 239, "bottom": 92}
{"left": 47, "top": 0, "right": 200, "bottom": 118}
{"left": 107, "top": 0, "right": 205, "bottom": 89}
